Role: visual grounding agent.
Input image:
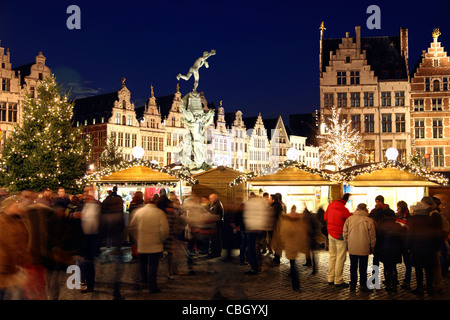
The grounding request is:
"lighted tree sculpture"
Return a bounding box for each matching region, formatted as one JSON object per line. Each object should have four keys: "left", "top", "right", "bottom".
{"left": 317, "top": 106, "right": 364, "bottom": 170}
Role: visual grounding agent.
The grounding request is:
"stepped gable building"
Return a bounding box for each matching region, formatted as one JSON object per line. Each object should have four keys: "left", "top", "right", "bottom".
{"left": 0, "top": 42, "right": 51, "bottom": 147}
{"left": 410, "top": 28, "right": 450, "bottom": 172}
{"left": 319, "top": 24, "right": 411, "bottom": 165}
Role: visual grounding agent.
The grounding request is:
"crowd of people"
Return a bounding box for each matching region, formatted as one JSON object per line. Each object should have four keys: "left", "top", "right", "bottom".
{"left": 0, "top": 185, "right": 449, "bottom": 299}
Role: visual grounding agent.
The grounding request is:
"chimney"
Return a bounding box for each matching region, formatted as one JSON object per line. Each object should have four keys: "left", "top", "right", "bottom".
{"left": 355, "top": 26, "right": 361, "bottom": 53}
{"left": 400, "top": 27, "right": 409, "bottom": 78}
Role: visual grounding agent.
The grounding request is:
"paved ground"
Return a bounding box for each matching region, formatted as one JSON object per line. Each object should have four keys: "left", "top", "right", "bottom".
{"left": 56, "top": 245, "right": 450, "bottom": 302}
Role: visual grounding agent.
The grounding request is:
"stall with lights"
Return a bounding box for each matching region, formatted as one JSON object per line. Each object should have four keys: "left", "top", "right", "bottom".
{"left": 229, "top": 161, "right": 340, "bottom": 213}
{"left": 330, "top": 148, "right": 449, "bottom": 211}
{"left": 76, "top": 147, "right": 197, "bottom": 210}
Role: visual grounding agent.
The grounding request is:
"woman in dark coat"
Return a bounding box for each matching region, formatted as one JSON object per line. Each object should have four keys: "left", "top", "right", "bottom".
{"left": 406, "top": 202, "right": 438, "bottom": 296}
{"left": 378, "top": 211, "right": 405, "bottom": 293}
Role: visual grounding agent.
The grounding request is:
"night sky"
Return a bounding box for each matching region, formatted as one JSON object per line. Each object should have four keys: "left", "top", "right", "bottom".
{"left": 1, "top": 0, "right": 449, "bottom": 121}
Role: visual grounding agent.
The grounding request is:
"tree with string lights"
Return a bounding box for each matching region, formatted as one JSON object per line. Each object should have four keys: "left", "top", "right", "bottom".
{"left": 0, "top": 75, "right": 91, "bottom": 193}
{"left": 317, "top": 106, "right": 364, "bottom": 170}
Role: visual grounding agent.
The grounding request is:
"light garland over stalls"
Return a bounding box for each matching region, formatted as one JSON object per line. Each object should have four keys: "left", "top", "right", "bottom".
{"left": 328, "top": 161, "right": 449, "bottom": 185}
{"left": 228, "top": 160, "right": 331, "bottom": 187}
{"left": 76, "top": 159, "right": 198, "bottom": 189}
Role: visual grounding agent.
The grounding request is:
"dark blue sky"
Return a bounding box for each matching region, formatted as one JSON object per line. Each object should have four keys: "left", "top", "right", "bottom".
{"left": 1, "top": 0, "right": 449, "bottom": 120}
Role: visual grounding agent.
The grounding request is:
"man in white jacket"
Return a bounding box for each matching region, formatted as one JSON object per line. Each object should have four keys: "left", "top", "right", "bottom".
{"left": 130, "top": 194, "right": 169, "bottom": 294}
{"left": 343, "top": 203, "right": 376, "bottom": 292}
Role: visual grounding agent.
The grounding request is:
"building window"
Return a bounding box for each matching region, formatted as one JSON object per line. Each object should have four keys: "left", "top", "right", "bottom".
{"left": 414, "top": 99, "right": 424, "bottom": 111}
{"left": 395, "top": 92, "right": 405, "bottom": 106}
{"left": 417, "top": 147, "right": 427, "bottom": 167}
{"left": 425, "top": 78, "right": 430, "bottom": 91}
{"left": 159, "top": 137, "right": 164, "bottom": 151}
{"left": 443, "top": 77, "right": 448, "bottom": 91}
{"left": 122, "top": 101, "right": 126, "bottom": 109}
{"left": 153, "top": 137, "right": 158, "bottom": 151}
{"left": 433, "top": 119, "right": 443, "bottom": 138}
{"left": 345, "top": 56, "right": 351, "bottom": 63}
{"left": 395, "top": 114, "right": 405, "bottom": 132}
{"left": 350, "top": 92, "right": 360, "bottom": 107}
{"left": 350, "top": 71, "right": 360, "bottom": 84}
{"left": 432, "top": 98, "right": 442, "bottom": 111}
{"left": 7, "top": 103, "right": 17, "bottom": 122}
{"left": 30, "top": 86, "right": 35, "bottom": 97}
{"left": 363, "top": 92, "right": 374, "bottom": 107}
{"left": 414, "top": 119, "right": 425, "bottom": 139}
{"left": 324, "top": 93, "right": 334, "bottom": 108}
{"left": 337, "top": 93, "right": 347, "bottom": 107}
{"left": 364, "top": 140, "right": 375, "bottom": 163}
{"left": 151, "top": 119, "right": 155, "bottom": 128}
{"left": 381, "top": 92, "right": 391, "bottom": 106}
{"left": 127, "top": 115, "right": 133, "bottom": 126}
{"left": 166, "top": 133, "right": 172, "bottom": 146}
{"left": 364, "top": 114, "right": 375, "bottom": 133}
{"left": 382, "top": 114, "right": 392, "bottom": 133}
{"left": 38, "top": 73, "right": 43, "bottom": 80}
{"left": 1, "top": 78, "right": 10, "bottom": 91}
{"left": 0, "top": 102, "right": 6, "bottom": 121}
{"left": 434, "top": 59, "right": 439, "bottom": 67}
{"left": 99, "top": 131, "right": 103, "bottom": 147}
{"left": 118, "top": 132, "right": 124, "bottom": 147}
{"left": 132, "top": 134, "right": 137, "bottom": 147}
{"left": 433, "top": 80, "right": 440, "bottom": 92}
{"left": 337, "top": 71, "right": 347, "bottom": 85}
{"left": 351, "top": 115, "right": 361, "bottom": 131}
{"left": 115, "top": 113, "right": 121, "bottom": 124}
{"left": 396, "top": 140, "right": 407, "bottom": 163}
{"left": 434, "top": 147, "right": 444, "bottom": 167}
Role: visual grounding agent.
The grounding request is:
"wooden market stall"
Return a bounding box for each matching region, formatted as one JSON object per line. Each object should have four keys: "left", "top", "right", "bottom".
{"left": 192, "top": 166, "right": 246, "bottom": 209}
{"left": 233, "top": 163, "right": 341, "bottom": 213}
{"left": 333, "top": 162, "right": 449, "bottom": 211}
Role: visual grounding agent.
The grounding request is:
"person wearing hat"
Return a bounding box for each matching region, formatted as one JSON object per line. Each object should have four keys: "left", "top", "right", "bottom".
{"left": 407, "top": 201, "right": 436, "bottom": 296}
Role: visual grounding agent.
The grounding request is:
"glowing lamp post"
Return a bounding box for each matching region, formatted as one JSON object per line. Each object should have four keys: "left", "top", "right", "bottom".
{"left": 132, "top": 146, "right": 145, "bottom": 159}
{"left": 386, "top": 147, "right": 399, "bottom": 162}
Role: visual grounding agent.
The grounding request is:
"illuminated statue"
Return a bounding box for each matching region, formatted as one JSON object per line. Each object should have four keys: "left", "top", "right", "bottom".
{"left": 177, "top": 49, "right": 216, "bottom": 92}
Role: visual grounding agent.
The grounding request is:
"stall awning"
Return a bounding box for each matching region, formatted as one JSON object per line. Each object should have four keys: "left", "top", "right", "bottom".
{"left": 247, "top": 166, "right": 339, "bottom": 186}
{"left": 333, "top": 163, "right": 447, "bottom": 187}
{"left": 92, "top": 165, "right": 181, "bottom": 184}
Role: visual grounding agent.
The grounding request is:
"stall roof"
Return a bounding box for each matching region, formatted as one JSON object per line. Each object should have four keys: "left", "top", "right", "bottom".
{"left": 192, "top": 166, "right": 243, "bottom": 181}
{"left": 244, "top": 166, "right": 339, "bottom": 186}
{"left": 77, "top": 160, "right": 197, "bottom": 186}
{"left": 333, "top": 162, "right": 447, "bottom": 187}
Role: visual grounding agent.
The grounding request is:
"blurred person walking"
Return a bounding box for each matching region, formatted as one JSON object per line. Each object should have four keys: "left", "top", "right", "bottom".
{"left": 396, "top": 200, "right": 412, "bottom": 290}
{"left": 407, "top": 201, "right": 437, "bottom": 296}
{"left": 0, "top": 196, "right": 30, "bottom": 300}
{"left": 158, "top": 188, "right": 178, "bottom": 280}
{"left": 78, "top": 186, "right": 101, "bottom": 295}
{"left": 129, "top": 194, "right": 169, "bottom": 294}
{"left": 128, "top": 191, "right": 145, "bottom": 260}
{"left": 209, "top": 193, "right": 224, "bottom": 258}
{"left": 270, "top": 194, "right": 284, "bottom": 265}
{"left": 343, "top": 203, "right": 376, "bottom": 292}
{"left": 324, "top": 193, "right": 352, "bottom": 288}
{"left": 100, "top": 185, "right": 125, "bottom": 299}
{"left": 280, "top": 205, "right": 310, "bottom": 293}
{"left": 302, "top": 206, "right": 320, "bottom": 275}
{"left": 243, "top": 192, "right": 274, "bottom": 275}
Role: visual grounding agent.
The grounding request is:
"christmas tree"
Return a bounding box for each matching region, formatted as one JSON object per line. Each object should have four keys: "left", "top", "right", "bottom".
{"left": 317, "top": 106, "right": 364, "bottom": 170}
{"left": 1, "top": 75, "right": 91, "bottom": 193}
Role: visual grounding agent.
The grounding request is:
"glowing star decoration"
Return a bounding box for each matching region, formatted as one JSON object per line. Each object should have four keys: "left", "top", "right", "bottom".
{"left": 316, "top": 106, "right": 364, "bottom": 170}
{"left": 132, "top": 146, "right": 145, "bottom": 159}
{"left": 386, "top": 147, "right": 399, "bottom": 162}
{"left": 286, "top": 147, "right": 299, "bottom": 161}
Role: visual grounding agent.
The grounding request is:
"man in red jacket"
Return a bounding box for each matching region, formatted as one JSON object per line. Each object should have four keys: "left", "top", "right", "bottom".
{"left": 324, "top": 193, "right": 352, "bottom": 288}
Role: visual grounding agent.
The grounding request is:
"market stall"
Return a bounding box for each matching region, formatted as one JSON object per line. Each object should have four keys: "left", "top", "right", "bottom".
{"left": 230, "top": 162, "right": 340, "bottom": 213}
{"left": 332, "top": 162, "right": 449, "bottom": 211}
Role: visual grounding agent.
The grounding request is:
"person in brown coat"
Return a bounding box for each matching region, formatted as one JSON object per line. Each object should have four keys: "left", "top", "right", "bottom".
{"left": 280, "top": 205, "right": 310, "bottom": 293}
{"left": 0, "top": 196, "right": 30, "bottom": 300}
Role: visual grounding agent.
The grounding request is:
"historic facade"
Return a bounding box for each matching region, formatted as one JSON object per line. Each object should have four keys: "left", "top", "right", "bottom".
{"left": 0, "top": 43, "right": 51, "bottom": 145}
{"left": 410, "top": 29, "right": 450, "bottom": 172}
{"left": 319, "top": 25, "right": 411, "bottom": 164}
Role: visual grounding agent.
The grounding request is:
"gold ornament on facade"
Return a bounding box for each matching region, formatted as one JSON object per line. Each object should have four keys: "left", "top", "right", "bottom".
{"left": 432, "top": 28, "right": 441, "bottom": 39}
{"left": 320, "top": 21, "right": 326, "bottom": 31}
